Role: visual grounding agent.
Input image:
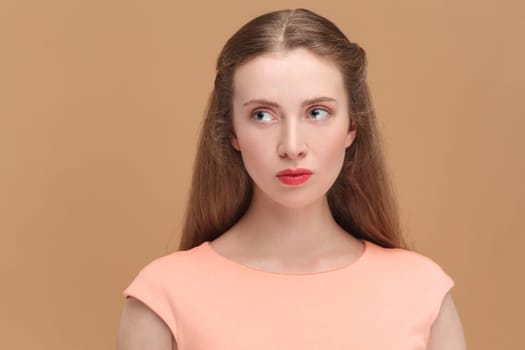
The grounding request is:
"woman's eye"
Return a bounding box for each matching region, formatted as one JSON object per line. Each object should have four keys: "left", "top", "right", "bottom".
{"left": 308, "top": 108, "right": 330, "bottom": 120}
{"left": 252, "top": 110, "right": 273, "bottom": 122}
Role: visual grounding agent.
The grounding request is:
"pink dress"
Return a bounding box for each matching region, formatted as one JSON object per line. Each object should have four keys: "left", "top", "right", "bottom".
{"left": 123, "top": 239, "right": 454, "bottom": 349}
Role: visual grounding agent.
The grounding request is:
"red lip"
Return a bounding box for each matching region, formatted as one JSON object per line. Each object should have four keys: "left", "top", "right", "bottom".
{"left": 276, "top": 168, "right": 313, "bottom": 185}
{"left": 276, "top": 168, "right": 313, "bottom": 176}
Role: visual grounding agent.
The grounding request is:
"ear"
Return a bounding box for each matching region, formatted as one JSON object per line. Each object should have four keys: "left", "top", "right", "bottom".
{"left": 230, "top": 134, "right": 240, "bottom": 151}
{"left": 345, "top": 123, "right": 357, "bottom": 149}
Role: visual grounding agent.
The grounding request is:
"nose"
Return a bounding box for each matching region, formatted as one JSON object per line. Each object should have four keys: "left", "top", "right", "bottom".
{"left": 277, "top": 119, "right": 307, "bottom": 159}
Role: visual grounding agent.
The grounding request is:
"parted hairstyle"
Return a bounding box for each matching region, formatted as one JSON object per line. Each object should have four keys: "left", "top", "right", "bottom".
{"left": 178, "top": 8, "right": 407, "bottom": 251}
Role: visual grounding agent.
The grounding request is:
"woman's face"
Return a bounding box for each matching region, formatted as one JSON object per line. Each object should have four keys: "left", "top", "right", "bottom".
{"left": 231, "top": 48, "right": 356, "bottom": 208}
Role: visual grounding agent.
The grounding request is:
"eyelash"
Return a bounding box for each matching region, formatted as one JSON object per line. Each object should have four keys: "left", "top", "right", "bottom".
{"left": 251, "top": 110, "right": 274, "bottom": 122}
{"left": 307, "top": 107, "right": 331, "bottom": 120}
{"left": 250, "top": 107, "right": 332, "bottom": 123}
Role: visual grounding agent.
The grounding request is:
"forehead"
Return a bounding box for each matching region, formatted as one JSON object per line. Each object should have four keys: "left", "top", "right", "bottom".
{"left": 232, "top": 48, "right": 346, "bottom": 104}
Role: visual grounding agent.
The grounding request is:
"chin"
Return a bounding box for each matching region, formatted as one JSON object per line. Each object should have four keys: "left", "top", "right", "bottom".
{"left": 269, "top": 191, "right": 329, "bottom": 209}
{"left": 251, "top": 180, "right": 335, "bottom": 209}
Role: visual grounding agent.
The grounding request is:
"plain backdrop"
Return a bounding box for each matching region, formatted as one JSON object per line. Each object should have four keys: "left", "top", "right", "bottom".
{"left": 1, "top": 0, "right": 523, "bottom": 349}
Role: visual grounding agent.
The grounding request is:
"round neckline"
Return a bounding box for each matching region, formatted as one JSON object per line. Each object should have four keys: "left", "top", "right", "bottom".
{"left": 201, "top": 239, "right": 370, "bottom": 277}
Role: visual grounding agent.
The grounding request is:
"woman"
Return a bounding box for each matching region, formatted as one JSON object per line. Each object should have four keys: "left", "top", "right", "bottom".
{"left": 117, "top": 8, "right": 466, "bottom": 350}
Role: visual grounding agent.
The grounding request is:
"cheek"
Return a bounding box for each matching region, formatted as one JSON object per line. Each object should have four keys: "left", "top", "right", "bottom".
{"left": 236, "top": 134, "right": 274, "bottom": 172}
{"left": 318, "top": 150, "right": 346, "bottom": 194}
{"left": 315, "top": 130, "right": 350, "bottom": 166}
{"left": 327, "top": 140, "right": 348, "bottom": 160}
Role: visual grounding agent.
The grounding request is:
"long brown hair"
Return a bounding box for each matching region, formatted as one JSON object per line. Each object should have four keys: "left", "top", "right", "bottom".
{"left": 179, "top": 8, "right": 408, "bottom": 250}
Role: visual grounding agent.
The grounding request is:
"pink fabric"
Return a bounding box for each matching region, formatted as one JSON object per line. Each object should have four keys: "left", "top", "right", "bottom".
{"left": 123, "top": 239, "right": 454, "bottom": 349}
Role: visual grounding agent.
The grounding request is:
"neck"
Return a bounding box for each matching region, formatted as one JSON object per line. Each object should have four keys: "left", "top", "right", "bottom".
{"left": 234, "top": 188, "right": 349, "bottom": 259}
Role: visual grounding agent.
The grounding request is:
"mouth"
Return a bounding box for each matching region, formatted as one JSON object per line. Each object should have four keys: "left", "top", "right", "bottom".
{"left": 276, "top": 168, "right": 313, "bottom": 185}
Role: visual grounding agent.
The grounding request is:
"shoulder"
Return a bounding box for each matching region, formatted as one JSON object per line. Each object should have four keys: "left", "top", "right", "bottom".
{"left": 121, "top": 244, "right": 208, "bottom": 342}
{"left": 130, "top": 243, "right": 207, "bottom": 282}
{"left": 366, "top": 241, "right": 456, "bottom": 324}
{"left": 365, "top": 241, "right": 455, "bottom": 305}
{"left": 123, "top": 242, "right": 209, "bottom": 308}
{"left": 366, "top": 241, "right": 454, "bottom": 283}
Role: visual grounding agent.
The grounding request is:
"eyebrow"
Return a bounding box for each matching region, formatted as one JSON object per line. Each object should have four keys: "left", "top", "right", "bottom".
{"left": 242, "top": 96, "right": 337, "bottom": 108}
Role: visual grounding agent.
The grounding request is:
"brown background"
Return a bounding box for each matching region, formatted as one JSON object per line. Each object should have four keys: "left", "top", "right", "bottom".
{"left": 1, "top": 0, "right": 523, "bottom": 349}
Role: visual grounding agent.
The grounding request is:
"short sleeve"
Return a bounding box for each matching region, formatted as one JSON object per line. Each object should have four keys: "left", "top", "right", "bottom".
{"left": 419, "top": 255, "right": 455, "bottom": 326}
{"left": 123, "top": 257, "right": 179, "bottom": 340}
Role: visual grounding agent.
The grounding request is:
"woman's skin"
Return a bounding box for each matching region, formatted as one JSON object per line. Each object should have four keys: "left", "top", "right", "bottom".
{"left": 213, "top": 47, "right": 362, "bottom": 274}
{"left": 116, "top": 48, "right": 466, "bottom": 350}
